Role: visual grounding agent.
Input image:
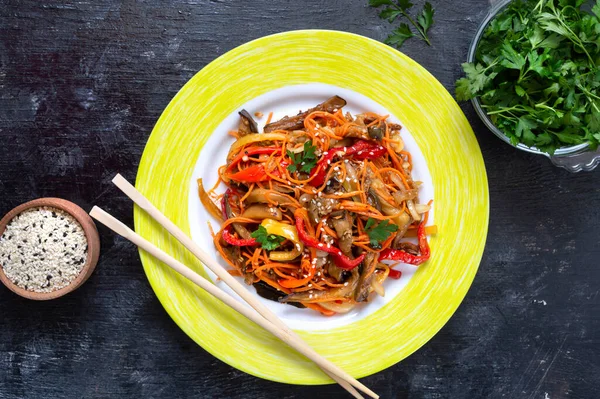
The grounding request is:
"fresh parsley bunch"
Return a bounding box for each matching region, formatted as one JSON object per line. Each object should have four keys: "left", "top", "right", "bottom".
{"left": 456, "top": 0, "right": 600, "bottom": 154}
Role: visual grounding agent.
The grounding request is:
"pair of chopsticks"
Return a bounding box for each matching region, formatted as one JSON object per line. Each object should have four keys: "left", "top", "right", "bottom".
{"left": 90, "top": 174, "right": 378, "bottom": 399}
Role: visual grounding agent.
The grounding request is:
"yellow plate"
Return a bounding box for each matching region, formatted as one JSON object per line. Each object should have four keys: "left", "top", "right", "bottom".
{"left": 134, "top": 30, "right": 489, "bottom": 384}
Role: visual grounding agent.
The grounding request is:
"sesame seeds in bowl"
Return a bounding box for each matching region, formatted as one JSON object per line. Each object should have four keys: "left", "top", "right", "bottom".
{"left": 0, "top": 198, "right": 100, "bottom": 300}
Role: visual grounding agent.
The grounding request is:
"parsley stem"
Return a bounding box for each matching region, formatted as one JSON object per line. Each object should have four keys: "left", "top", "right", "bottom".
{"left": 577, "top": 85, "right": 600, "bottom": 101}
{"left": 550, "top": 10, "right": 596, "bottom": 67}
{"left": 484, "top": 105, "right": 524, "bottom": 115}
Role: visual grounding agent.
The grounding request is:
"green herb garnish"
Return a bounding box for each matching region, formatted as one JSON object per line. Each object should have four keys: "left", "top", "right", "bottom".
{"left": 456, "top": 0, "right": 600, "bottom": 154}
{"left": 287, "top": 141, "right": 318, "bottom": 173}
{"left": 365, "top": 218, "right": 398, "bottom": 248}
{"left": 369, "top": 0, "right": 435, "bottom": 48}
{"left": 251, "top": 226, "right": 285, "bottom": 251}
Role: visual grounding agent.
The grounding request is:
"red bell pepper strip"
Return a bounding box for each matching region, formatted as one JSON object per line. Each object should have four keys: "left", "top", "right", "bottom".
{"left": 226, "top": 164, "right": 269, "bottom": 183}
{"left": 331, "top": 252, "right": 365, "bottom": 270}
{"left": 221, "top": 225, "right": 258, "bottom": 246}
{"left": 226, "top": 147, "right": 281, "bottom": 172}
{"left": 388, "top": 269, "right": 402, "bottom": 279}
{"left": 346, "top": 140, "right": 387, "bottom": 160}
{"left": 309, "top": 140, "right": 387, "bottom": 187}
{"left": 294, "top": 211, "right": 365, "bottom": 270}
{"left": 226, "top": 159, "right": 289, "bottom": 184}
{"left": 378, "top": 221, "right": 430, "bottom": 265}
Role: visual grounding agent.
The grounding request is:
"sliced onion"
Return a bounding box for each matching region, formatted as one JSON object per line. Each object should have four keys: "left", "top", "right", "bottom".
{"left": 389, "top": 131, "right": 404, "bottom": 152}
{"left": 415, "top": 203, "right": 431, "bottom": 214}
{"left": 407, "top": 199, "right": 421, "bottom": 222}
{"left": 197, "top": 179, "right": 224, "bottom": 221}
{"left": 299, "top": 193, "right": 314, "bottom": 206}
{"left": 227, "top": 132, "right": 287, "bottom": 160}
{"left": 371, "top": 280, "right": 385, "bottom": 297}
{"left": 316, "top": 249, "right": 329, "bottom": 258}
{"left": 389, "top": 172, "right": 407, "bottom": 193}
{"left": 318, "top": 301, "right": 357, "bottom": 314}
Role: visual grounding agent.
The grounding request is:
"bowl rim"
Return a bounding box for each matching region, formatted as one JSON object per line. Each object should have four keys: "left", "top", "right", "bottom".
{"left": 467, "top": 0, "right": 590, "bottom": 157}
{"left": 0, "top": 198, "right": 100, "bottom": 300}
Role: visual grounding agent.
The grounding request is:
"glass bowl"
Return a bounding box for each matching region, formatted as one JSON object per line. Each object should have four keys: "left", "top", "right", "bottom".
{"left": 468, "top": 0, "right": 600, "bottom": 172}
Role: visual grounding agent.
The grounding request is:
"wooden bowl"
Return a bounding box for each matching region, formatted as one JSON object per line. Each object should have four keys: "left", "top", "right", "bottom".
{"left": 0, "top": 198, "right": 100, "bottom": 300}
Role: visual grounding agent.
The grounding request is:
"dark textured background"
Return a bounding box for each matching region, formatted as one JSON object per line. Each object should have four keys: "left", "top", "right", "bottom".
{"left": 0, "top": 1, "right": 599, "bottom": 398}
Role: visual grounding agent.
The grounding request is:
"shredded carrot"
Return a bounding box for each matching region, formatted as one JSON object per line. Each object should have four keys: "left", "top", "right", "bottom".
{"left": 265, "top": 111, "right": 274, "bottom": 125}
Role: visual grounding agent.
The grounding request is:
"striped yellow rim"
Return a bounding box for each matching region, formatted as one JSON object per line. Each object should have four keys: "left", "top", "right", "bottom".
{"left": 134, "top": 30, "right": 488, "bottom": 384}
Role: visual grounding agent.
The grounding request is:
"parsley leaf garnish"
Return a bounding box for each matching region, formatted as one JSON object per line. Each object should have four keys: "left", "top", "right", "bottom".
{"left": 385, "top": 24, "right": 414, "bottom": 48}
{"left": 455, "top": 0, "right": 600, "bottom": 154}
{"left": 365, "top": 218, "right": 398, "bottom": 248}
{"left": 369, "top": 0, "right": 435, "bottom": 48}
{"left": 251, "top": 225, "right": 285, "bottom": 251}
{"left": 417, "top": 2, "right": 434, "bottom": 36}
{"left": 287, "top": 141, "right": 317, "bottom": 174}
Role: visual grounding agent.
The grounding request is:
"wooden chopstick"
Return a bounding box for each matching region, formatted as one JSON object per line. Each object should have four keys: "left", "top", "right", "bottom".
{"left": 90, "top": 206, "right": 364, "bottom": 399}
{"left": 111, "top": 174, "right": 378, "bottom": 399}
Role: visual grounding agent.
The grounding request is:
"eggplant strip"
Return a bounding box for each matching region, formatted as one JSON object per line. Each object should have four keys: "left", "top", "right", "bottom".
{"left": 223, "top": 191, "right": 253, "bottom": 240}
{"left": 238, "top": 109, "right": 259, "bottom": 134}
{"left": 331, "top": 211, "right": 353, "bottom": 256}
{"left": 241, "top": 204, "right": 283, "bottom": 221}
{"left": 264, "top": 96, "right": 347, "bottom": 132}
{"left": 279, "top": 268, "right": 359, "bottom": 303}
{"left": 354, "top": 252, "right": 378, "bottom": 302}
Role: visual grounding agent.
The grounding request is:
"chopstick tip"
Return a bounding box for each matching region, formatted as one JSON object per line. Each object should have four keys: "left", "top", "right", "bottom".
{"left": 89, "top": 206, "right": 103, "bottom": 219}
{"left": 112, "top": 173, "right": 125, "bottom": 185}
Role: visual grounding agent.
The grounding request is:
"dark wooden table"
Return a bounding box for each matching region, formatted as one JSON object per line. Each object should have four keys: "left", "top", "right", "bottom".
{"left": 1, "top": 1, "right": 599, "bottom": 398}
